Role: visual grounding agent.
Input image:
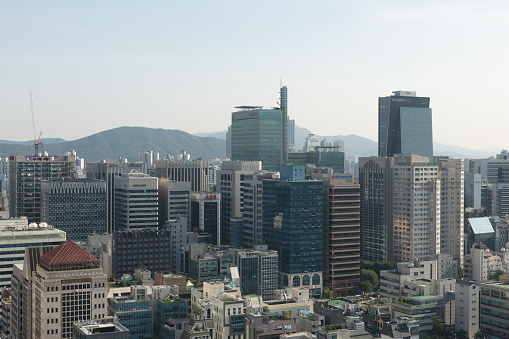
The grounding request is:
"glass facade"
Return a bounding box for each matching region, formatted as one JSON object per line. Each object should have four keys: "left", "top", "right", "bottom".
{"left": 262, "top": 179, "right": 323, "bottom": 274}
{"left": 378, "top": 93, "right": 431, "bottom": 161}
{"left": 108, "top": 299, "right": 152, "bottom": 339}
{"left": 154, "top": 299, "right": 189, "bottom": 337}
{"left": 399, "top": 107, "right": 433, "bottom": 162}
{"left": 231, "top": 109, "right": 286, "bottom": 171}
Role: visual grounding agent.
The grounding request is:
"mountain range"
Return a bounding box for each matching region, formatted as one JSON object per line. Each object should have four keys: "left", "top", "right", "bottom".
{"left": 0, "top": 125, "right": 500, "bottom": 163}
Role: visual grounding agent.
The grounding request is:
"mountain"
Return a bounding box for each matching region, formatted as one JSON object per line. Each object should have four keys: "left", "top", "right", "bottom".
{"left": 0, "top": 138, "right": 66, "bottom": 145}
{"left": 193, "top": 131, "right": 227, "bottom": 140}
{"left": 0, "top": 127, "right": 226, "bottom": 162}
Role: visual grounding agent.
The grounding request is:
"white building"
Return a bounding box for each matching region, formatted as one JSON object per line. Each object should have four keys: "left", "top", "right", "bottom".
{"left": 303, "top": 134, "right": 319, "bottom": 152}
{"left": 0, "top": 217, "right": 66, "bottom": 288}
{"left": 455, "top": 280, "right": 479, "bottom": 338}
{"left": 464, "top": 244, "right": 505, "bottom": 281}
{"left": 392, "top": 155, "right": 440, "bottom": 263}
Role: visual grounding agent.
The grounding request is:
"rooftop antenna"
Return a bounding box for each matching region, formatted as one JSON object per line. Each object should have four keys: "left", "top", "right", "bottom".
{"left": 29, "top": 91, "right": 44, "bottom": 156}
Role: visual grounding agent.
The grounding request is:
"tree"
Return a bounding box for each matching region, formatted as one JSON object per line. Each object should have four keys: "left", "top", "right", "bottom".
{"left": 488, "top": 269, "right": 505, "bottom": 281}
{"left": 458, "top": 266, "right": 464, "bottom": 279}
{"left": 360, "top": 269, "right": 378, "bottom": 292}
{"left": 456, "top": 329, "right": 469, "bottom": 339}
{"left": 429, "top": 316, "right": 446, "bottom": 338}
{"left": 322, "top": 287, "right": 332, "bottom": 299}
{"left": 474, "top": 331, "right": 486, "bottom": 339}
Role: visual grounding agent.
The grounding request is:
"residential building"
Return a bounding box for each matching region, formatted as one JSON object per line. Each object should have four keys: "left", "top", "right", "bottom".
{"left": 158, "top": 180, "right": 192, "bottom": 228}
{"left": 455, "top": 280, "right": 479, "bottom": 338}
{"left": 155, "top": 159, "right": 209, "bottom": 192}
{"left": 30, "top": 239, "right": 108, "bottom": 339}
{"left": 392, "top": 154, "right": 440, "bottom": 262}
{"left": 478, "top": 281, "right": 509, "bottom": 338}
{"left": 86, "top": 161, "right": 147, "bottom": 233}
{"left": 216, "top": 160, "right": 262, "bottom": 244}
{"left": 0, "top": 217, "right": 66, "bottom": 288}
{"left": 313, "top": 173, "right": 360, "bottom": 297}
{"left": 378, "top": 91, "right": 433, "bottom": 162}
{"left": 114, "top": 172, "right": 158, "bottom": 230}
{"left": 41, "top": 179, "right": 107, "bottom": 242}
{"left": 191, "top": 192, "right": 221, "bottom": 245}
{"left": 438, "top": 159, "right": 465, "bottom": 264}
{"left": 9, "top": 154, "right": 76, "bottom": 223}
{"left": 231, "top": 87, "right": 288, "bottom": 171}
{"left": 73, "top": 317, "right": 130, "bottom": 338}
{"left": 263, "top": 167, "right": 323, "bottom": 296}
{"left": 359, "top": 157, "right": 395, "bottom": 263}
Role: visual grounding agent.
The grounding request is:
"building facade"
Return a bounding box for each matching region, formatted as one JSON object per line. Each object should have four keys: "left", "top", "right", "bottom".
{"left": 155, "top": 159, "right": 209, "bottom": 192}
{"left": 41, "top": 179, "right": 107, "bottom": 242}
{"left": 191, "top": 192, "right": 221, "bottom": 245}
{"left": 158, "top": 180, "right": 191, "bottom": 228}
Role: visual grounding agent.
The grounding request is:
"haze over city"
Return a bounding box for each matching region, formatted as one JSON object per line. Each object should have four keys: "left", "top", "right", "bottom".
{"left": 2, "top": 1, "right": 508, "bottom": 149}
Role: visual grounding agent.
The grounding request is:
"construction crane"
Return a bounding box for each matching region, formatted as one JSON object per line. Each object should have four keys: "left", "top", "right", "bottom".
{"left": 29, "top": 91, "right": 44, "bottom": 156}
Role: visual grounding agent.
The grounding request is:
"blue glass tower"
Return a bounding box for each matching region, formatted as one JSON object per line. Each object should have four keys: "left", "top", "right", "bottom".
{"left": 262, "top": 166, "right": 323, "bottom": 296}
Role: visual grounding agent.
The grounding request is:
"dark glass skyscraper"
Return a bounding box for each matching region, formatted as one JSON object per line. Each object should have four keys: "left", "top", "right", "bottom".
{"left": 378, "top": 91, "right": 433, "bottom": 162}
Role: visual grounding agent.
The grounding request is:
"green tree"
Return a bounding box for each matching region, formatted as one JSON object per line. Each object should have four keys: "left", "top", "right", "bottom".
{"left": 361, "top": 261, "right": 374, "bottom": 271}
{"left": 322, "top": 287, "right": 332, "bottom": 299}
{"left": 456, "top": 329, "right": 469, "bottom": 339}
{"left": 489, "top": 269, "right": 505, "bottom": 281}
{"left": 458, "top": 266, "right": 464, "bottom": 279}
{"left": 360, "top": 269, "right": 378, "bottom": 292}
{"left": 474, "top": 331, "right": 486, "bottom": 339}
{"left": 429, "top": 316, "right": 446, "bottom": 338}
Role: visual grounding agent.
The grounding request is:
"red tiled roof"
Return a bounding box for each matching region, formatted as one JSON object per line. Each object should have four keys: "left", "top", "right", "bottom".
{"left": 40, "top": 239, "right": 99, "bottom": 267}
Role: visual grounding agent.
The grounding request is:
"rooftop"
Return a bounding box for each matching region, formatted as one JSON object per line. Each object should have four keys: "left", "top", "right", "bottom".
{"left": 40, "top": 239, "right": 100, "bottom": 271}
{"left": 469, "top": 217, "right": 495, "bottom": 234}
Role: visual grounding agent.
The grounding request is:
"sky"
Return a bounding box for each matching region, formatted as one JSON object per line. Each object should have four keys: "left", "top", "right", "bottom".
{"left": 1, "top": 1, "right": 508, "bottom": 149}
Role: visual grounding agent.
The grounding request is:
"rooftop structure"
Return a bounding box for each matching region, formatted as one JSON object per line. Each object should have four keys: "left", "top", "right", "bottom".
{"left": 73, "top": 317, "right": 130, "bottom": 338}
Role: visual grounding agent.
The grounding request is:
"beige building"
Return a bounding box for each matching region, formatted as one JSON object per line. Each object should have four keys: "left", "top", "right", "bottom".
{"left": 31, "top": 239, "right": 108, "bottom": 338}
{"left": 392, "top": 155, "right": 441, "bottom": 262}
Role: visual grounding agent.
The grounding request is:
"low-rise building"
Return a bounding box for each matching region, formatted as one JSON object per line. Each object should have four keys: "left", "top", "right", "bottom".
{"left": 108, "top": 285, "right": 152, "bottom": 339}
{"left": 390, "top": 294, "right": 444, "bottom": 334}
{"left": 73, "top": 317, "right": 130, "bottom": 338}
{"left": 295, "top": 310, "right": 325, "bottom": 334}
{"left": 455, "top": 280, "right": 479, "bottom": 338}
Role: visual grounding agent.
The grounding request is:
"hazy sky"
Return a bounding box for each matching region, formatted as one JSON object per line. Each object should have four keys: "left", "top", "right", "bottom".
{"left": 2, "top": 1, "right": 508, "bottom": 149}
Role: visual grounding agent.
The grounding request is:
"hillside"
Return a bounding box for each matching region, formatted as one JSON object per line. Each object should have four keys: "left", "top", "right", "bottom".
{"left": 0, "top": 127, "right": 226, "bottom": 162}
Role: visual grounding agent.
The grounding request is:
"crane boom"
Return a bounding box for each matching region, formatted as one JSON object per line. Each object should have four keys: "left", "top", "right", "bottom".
{"left": 29, "top": 91, "right": 44, "bottom": 156}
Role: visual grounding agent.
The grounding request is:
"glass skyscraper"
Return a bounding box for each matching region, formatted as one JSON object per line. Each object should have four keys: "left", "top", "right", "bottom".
{"left": 231, "top": 86, "right": 288, "bottom": 171}
{"left": 378, "top": 91, "right": 433, "bottom": 162}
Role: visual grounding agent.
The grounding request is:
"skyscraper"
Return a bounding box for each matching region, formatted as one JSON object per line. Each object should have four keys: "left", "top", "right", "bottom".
{"left": 378, "top": 91, "right": 433, "bottom": 162}
{"left": 155, "top": 159, "right": 209, "bottom": 192}
{"left": 263, "top": 166, "right": 323, "bottom": 297}
{"left": 231, "top": 86, "right": 288, "bottom": 171}
{"left": 9, "top": 154, "right": 76, "bottom": 223}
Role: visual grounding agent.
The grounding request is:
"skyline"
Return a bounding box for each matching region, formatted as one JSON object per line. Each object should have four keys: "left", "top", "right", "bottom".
{"left": 2, "top": 1, "right": 509, "bottom": 149}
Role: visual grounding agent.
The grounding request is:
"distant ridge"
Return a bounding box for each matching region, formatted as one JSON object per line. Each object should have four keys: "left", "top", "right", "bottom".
{"left": 0, "top": 127, "right": 226, "bottom": 162}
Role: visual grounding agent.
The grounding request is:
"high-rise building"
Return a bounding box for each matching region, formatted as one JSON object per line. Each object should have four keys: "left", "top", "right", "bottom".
{"left": 9, "top": 154, "right": 76, "bottom": 223}
{"left": 438, "top": 159, "right": 465, "bottom": 265}
{"left": 287, "top": 118, "right": 296, "bottom": 151}
{"left": 191, "top": 192, "right": 221, "bottom": 245}
{"left": 465, "top": 173, "right": 482, "bottom": 209}
{"left": 216, "top": 161, "right": 262, "bottom": 244}
{"left": 392, "top": 155, "right": 440, "bottom": 263}
{"left": 30, "top": 239, "right": 108, "bottom": 339}
{"left": 0, "top": 217, "right": 66, "bottom": 288}
{"left": 455, "top": 280, "right": 479, "bottom": 337}
{"left": 114, "top": 172, "right": 158, "bottom": 231}
{"left": 240, "top": 171, "right": 277, "bottom": 247}
{"left": 41, "top": 179, "right": 107, "bottom": 242}
{"left": 313, "top": 173, "right": 360, "bottom": 298}
{"left": 226, "top": 125, "right": 232, "bottom": 159}
{"left": 86, "top": 161, "right": 147, "bottom": 233}
{"left": 158, "top": 180, "right": 192, "bottom": 228}
{"left": 359, "top": 157, "right": 395, "bottom": 263}
{"left": 263, "top": 166, "right": 323, "bottom": 297}
{"left": 378, "top": 91, "right": 433, "bottom": 162}
{"left": 155, "top": 159, "right": 209, "bottom": 192}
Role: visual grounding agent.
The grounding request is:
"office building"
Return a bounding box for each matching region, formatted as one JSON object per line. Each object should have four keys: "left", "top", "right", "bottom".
{"left": 158, "top": 180, "right": 191, "bottom": 228}
{"left": 216, "top": 160, "right": 261, "bottom": 244}
{"left": 0, "top": 217, "right": 65, "bottom": 288}
{"left": 241, "top": 171, "right": 278, "bottom": 247}
{"left": 86, "top": 161, "right": 147, "bottom": 233}
{"left": 108, "top": 286, "right": 152, "bottom": 339}
{"left": 313, "top": 173, "right": 360, "bottom": 298}
{"left": 226, "top": 125, "right": 232, "bottom": 159}
{"left": 30, "top": 239, "right": 108, "bottom": 339}
{"left": 455, "top": 280, "right": 479, "bottom": 338}
{"left": 288, "top": 118, "right": 296, "bottom": 151}
{"left": 73, "top": 317, "right": 130, "bottom": 338}
{"left": 392, "top": 155, "right": 440, "bottom": 262}
{"left": 114, "top": 172, "right": 158, "bottom": 230}
{"left": 41, "top": 179, "right": 107, "bottom": 242}
{"left": 438, "top": 159, "right": 465, "bottom": 264}
{"left": 9, "top": 154, "right": 76, "bottom": 223}
{"left": 191, "top": 192, "right": 221, "bottom": 245}
{"left": 465, "top": 173, "right": 482, "bottom": 209}
{"left": 112, "top": 228, "right": 173, "bottom": 279}
{"left": 165, "top": 217, "right": 189, "bottom": 274}
{"left": 151, "top": 285, "right": 189, "bottom": 337}
{"left": 155, "top": 159, "right": 209, "bottom": 192}
{"left": 359, "top": 157, "right": 395, "bottom": 263}
{"left": 478, "top": 281, "right": 509, "bottom": 338}
{"left": 287, "top": 150, "right": 345, "bottom": 174}
{"left": 263, "top": 166, "right": 323, "bottom": 296}
{"left": 236, "top": 246, "right": 279, "bottom": 300}
{"left": 231, "top": 87, "right": 288, "bottom": 171}
{"left": 378, "top": 91, "right": 433, "bottom": 162}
